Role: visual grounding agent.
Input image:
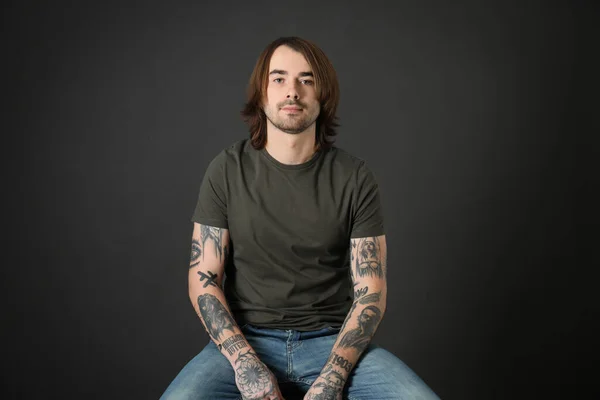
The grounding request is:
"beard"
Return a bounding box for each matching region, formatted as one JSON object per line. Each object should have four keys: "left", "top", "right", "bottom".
{"left": 263, "top": 103, "right": 319, "bottom": 134}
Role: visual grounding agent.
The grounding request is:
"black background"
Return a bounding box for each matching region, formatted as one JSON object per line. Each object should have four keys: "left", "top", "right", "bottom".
{"left": 3, "top": 0, "right": 595, "bottom": 399}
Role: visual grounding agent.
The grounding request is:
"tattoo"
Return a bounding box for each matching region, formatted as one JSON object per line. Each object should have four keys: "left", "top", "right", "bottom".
{"left": 358, "top": 291, "right": 381, "bottom": 304}
{"left": 197, "top": 294, "right": 236, "bottom": 340}
{"left": 190, "top": 239, "right": 202, "bottom": 268}
{"left": 201, "top": 225, "right": 223, "bottom": 260}
{"left": 327, "top": 352, "right": 353, "bottom": 373}
{"left": 307, "top": 365, "right": 345, "bottom": 400}
{"left": 342, "top": 288, "right": 381, "bottom": 332}
{"left": 354, "top": 286, "right": 368, "bottom": 299}
{"left": 197, "top": 270, "right": 219, "bottom": 288}
{"left": 234, "top": 349, "right": 276, "bottom": 399}
{"left": 339, "top": 305, "right": 382, "bottom": 353}
{"left": 354, "top": 237, "right": 383, "bottom": 278}
{"left": 221, "top": 334, "right": 248, "bottom": 355}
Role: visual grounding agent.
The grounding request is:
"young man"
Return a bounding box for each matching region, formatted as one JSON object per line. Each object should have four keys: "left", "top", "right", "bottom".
{"left": 162, "top": 37, "right": 439, "bottom": 400}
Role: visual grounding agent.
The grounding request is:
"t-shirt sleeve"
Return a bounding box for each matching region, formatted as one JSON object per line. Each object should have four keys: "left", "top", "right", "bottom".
{"left": 350, "top": 161, "right": 385, "bottom": 238}
{"left": 191, "top": 153, "right": 228, "bottom": 229}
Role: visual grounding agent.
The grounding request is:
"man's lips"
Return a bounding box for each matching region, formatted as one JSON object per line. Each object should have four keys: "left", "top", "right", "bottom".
{"left": 281, "top": 106, "right": 302, "bottom": 111}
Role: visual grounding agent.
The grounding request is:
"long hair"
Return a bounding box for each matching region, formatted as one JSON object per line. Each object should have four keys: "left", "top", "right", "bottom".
{"left": 240, "top": 37, "right": 340, "bottom": 151}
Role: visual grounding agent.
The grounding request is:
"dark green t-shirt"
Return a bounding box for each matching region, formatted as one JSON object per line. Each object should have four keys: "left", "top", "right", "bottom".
{"left": 192, "top": 139, "right": 384, "bottom": 331}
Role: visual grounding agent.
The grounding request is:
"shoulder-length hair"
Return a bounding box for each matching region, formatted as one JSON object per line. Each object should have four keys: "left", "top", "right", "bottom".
{"left": 240, "top": 37, "right": 340, "bottom": 151}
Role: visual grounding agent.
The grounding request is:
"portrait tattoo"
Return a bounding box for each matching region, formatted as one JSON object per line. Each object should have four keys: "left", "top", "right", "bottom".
{"left": 201, "top": 225, "right": 223, "bottom": 260}
{"left": 339, "top": 305, "right": 382, "bottom": 353}
{"left": 354, "top": 237, "right": 383, "bottom": 278}
{"left": 198, "top": 270, "right": 219, "bottom": 288}
{"left": 342, "top": 286, "right": 381, "bottom": 332}
{"left": 189, "top": 239, "right": 201, "bottom": 268}
{"left": 197, "top": 293, "right": 236, "bottom": 341}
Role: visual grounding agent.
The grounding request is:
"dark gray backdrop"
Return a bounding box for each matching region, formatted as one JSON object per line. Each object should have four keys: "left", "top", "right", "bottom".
{"left": 4, "top": 0, "right": 592, "bottom": 399}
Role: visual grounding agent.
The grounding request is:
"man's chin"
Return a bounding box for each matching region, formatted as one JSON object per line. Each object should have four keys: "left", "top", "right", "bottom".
{"left": 276, "top": 123, "right": 310, "bottom": 134}
{"left": 281, "top": 128, "right": 305, "bottom": 135}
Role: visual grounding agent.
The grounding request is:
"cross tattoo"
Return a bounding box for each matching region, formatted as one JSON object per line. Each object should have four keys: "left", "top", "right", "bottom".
{"left": 197, "top": 270, "right": 218, "bottom": 288}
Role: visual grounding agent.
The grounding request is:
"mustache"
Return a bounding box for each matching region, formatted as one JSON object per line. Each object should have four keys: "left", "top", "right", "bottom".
{"left": 279, "top": 101, "right": 305, "bottom": 108}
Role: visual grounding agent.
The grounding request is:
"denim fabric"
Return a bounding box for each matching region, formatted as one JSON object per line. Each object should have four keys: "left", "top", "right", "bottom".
{"left": 161, "top": 324, "right": 439, "bottom": 400}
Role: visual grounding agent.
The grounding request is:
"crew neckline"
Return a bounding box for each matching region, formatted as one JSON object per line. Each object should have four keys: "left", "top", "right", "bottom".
{"left": 260, "top": 147, "right": 323, "bottom": 170}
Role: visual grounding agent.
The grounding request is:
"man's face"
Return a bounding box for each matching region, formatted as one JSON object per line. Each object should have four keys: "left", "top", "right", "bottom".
{"left": 359, "top": 308, "right": 377, "bottom": 330}
{"left": 263, "top": 45, "right": 320, "bottom": 135}
{"left": 364, "top": 240, "right": 375, "bottom": 255}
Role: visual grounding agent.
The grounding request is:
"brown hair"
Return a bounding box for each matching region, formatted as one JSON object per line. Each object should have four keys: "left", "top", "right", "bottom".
{"left": 240, "top": 37, "right": 340, "bottom": 151}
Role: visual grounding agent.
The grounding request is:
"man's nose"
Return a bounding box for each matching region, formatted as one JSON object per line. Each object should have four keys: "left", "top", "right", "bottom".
{"left": 286, "top": 81, "right": 300, "bottom": 99}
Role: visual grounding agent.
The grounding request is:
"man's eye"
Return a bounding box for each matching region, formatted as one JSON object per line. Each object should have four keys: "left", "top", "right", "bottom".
{"left": 302, "top": 80, "right": 314, "bottom": 85}
{"left": 274, "top": 78, "right": 283, "bottom": 83}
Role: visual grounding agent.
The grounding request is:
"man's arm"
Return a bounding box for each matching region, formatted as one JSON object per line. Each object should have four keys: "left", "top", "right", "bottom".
{"left": 189, "top": 222, "right": 284, "bottom": 399}
{"left": 305, "top": 235, "right": 387, "bottom": 399}
{"left": 189, "top": 222, "right": 242, "bottom": 359}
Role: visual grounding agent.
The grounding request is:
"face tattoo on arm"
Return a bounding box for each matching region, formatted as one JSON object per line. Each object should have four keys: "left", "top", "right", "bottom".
{"left": 189, "top": 239, "right": 202, "bottom": 268}
{"left": 197, "top": 293, "right": 236, "bottom": 340}
{"left": 355, "top": 237, "right": 383, "bottom": 278}
{"left": 339, "top": 305, "right": 382, "bottom": 353}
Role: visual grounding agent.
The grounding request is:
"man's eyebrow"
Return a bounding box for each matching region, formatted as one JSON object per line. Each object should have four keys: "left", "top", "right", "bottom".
{"left": 269, "top": 69, "right": 314, "bottom": 77}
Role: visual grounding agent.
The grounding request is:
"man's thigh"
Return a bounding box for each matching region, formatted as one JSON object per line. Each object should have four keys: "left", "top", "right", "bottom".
{"left": 345, "top": 345, "right": 440, "bottom": 400}
{"left": 160, "top": 341, "right": 241, "bottom": 400}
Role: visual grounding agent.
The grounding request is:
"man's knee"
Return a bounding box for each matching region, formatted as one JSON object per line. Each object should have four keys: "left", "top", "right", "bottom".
{"left": 347, "top": 345, "right": 439, "bottom": 400}
{"left": 160, "top": 344, "right": 240, "bottom": 399}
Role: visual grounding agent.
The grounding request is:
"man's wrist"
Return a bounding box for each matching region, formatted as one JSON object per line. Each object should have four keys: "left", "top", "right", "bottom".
{"left": 219, "top": 333, "right": 251, "bottom": 357}
{"left": 225, "top": 341, "right": 262, "bottom": 370}
{"left": 319, "top": 351, "right": 354, "bottom": 381}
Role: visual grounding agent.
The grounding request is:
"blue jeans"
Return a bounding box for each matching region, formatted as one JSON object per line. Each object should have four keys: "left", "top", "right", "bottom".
{"left": 161, "top": 324, "right": 439, "bottom": 400}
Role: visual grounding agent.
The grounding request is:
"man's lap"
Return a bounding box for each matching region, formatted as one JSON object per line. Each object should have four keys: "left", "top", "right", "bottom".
{"left": 160, "top": 327, "right": 438, "bottom": 400}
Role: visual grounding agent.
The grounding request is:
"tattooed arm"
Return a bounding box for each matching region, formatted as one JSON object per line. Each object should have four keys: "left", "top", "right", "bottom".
{"left": 304, "top": 235, "right": 387, "bottom": 400}
{"left": 189, "top": 223, "right": 284, "bottom": 400}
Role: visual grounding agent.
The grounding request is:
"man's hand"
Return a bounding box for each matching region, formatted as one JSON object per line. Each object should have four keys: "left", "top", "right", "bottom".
{"left": 234, "top": 349, "right": 285, "bottom": 400}
{"left": 303, "top": 365, "right": 345, "bottom": 400}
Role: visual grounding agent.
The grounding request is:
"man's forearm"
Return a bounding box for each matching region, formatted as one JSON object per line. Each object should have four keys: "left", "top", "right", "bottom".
{"left": 320, "top": 287, "right": 386, "bottom": 382}
{"left": 316, "top": 234, "right": 389, "bottom": 385}
{"left": 191, "top": 285, "right": 257, "bottom": 367}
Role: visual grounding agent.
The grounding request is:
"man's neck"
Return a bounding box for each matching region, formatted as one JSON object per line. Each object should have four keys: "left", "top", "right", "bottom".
{"left": 264, "top": 127, "right": 317, "bottom": 165}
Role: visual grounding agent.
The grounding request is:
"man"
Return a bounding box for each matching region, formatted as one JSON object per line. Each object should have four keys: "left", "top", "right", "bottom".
{"left": 162, "top": 37, "right": 439, "bottom": 400}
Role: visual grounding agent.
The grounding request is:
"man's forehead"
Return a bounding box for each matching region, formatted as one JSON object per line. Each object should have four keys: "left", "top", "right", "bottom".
{"left": 268, "top": 46, "right": 312, "bottom": 74}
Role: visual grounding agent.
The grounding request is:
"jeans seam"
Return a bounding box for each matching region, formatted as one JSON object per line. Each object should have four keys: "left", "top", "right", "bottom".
{"left": 291, "top": 338, "right": 303, "bottom": 350}
{"left": 286, "top": 330, "right": 293, "bottom": 380}
{"left": 294, "top": 378, "right": 313, "bottom": 385}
